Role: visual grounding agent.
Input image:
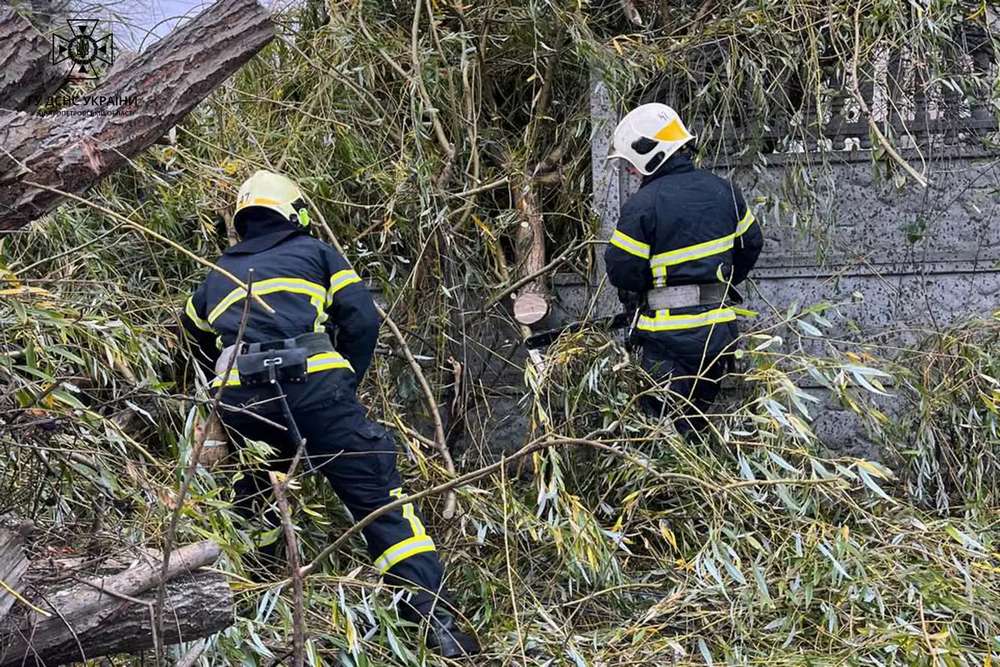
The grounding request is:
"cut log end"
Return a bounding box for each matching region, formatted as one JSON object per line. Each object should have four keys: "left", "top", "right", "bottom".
{"left": 513, "top": 292, "right": 549, "bottom": 325}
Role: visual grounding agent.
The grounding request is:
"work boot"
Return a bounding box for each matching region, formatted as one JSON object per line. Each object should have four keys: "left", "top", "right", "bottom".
{"left": 400, "top": 591, "right": 481, "bottom": 658}
{"left": 424, "top": 607, "right": 481, "bottom": 658}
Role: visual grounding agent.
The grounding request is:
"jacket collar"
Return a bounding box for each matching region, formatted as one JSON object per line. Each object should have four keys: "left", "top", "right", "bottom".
{"left": 225, "top": 211, "right": 305, "bottom": 255}
{"left": 641, "top": 152, "right": 694, "bottom": 186}
{"left": 224, "top": 228, "right": 303, "bottom": 255}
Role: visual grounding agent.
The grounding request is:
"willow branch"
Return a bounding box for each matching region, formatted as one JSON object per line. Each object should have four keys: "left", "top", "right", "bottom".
{"left": 298, "top": 434, "right": 612, "bottom": 577}
{"left": 374, "top": 303, "right": 458, "bottom": 518}
{"left": 21, "top": 182, "right": 274, "bottom": 313}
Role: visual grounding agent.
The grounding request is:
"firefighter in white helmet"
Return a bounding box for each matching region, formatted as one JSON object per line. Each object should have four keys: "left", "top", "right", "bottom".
{"left": 605, "top": 104, "right": 764, "bottom": 435}
{"left": 181, "top": 170, "right": 480, "bottom": 657}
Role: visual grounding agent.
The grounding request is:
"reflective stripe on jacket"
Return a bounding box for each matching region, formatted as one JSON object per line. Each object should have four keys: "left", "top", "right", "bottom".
{"left": 604, "top": 153, "right": 763, "bottom": 336}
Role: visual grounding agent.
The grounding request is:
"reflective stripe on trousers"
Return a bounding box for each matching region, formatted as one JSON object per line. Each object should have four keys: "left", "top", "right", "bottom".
{"left": 374, "top": 487, "right": 434, "bottom": 573}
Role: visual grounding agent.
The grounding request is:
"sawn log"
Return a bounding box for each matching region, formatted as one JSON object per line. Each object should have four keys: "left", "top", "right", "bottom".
{"left": 0, "top": 541, "right": 233, "bottom": 667}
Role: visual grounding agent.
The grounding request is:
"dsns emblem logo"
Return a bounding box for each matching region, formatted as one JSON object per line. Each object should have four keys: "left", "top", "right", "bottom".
{"left": 52, "top": 19, "right": 115, "bottom": 78}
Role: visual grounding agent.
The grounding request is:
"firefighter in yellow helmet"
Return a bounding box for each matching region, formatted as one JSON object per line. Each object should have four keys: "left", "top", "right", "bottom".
{"left": 605, "top": 104, "right": 764, "bottom": 435}
{"left": 181, "top": 170, "right": 480, "bottom": 657}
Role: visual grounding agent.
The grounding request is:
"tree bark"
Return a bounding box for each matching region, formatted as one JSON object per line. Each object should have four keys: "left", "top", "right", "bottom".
{"left": 0, "top": 541, "right": 232, "bottom": 667}
{"left": 6, "top": 0, "right": 74, "bottom": 32}
{"left": 0, "top": 0, "right": 274, "bottom": 231}
{"left": 0, "top": 530, "right": 29, "bottom": 622}
{"left": 0, "top": 571, "right": 232, "bottom": 667}
{"left": 0, "top": 7, "right": 71, "bottom": 112}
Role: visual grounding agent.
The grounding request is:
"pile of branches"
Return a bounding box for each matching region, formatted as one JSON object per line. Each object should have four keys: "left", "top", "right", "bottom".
{"left": 1, "top": 0, "right": 997, "bottom": 665}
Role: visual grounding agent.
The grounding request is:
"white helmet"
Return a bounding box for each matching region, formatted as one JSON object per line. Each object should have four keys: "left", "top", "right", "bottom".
{"left": 607, "top": 103, "right": 693, "bottom": 176}
{"left": 235, "top": 170, "right": 310, "bottom": 227}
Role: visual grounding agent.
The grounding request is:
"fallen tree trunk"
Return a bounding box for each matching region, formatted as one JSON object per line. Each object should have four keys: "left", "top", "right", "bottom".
{"left": 0, "top": 530, "right": 29, "bottom": 621}
{"left": 0, "top": 7, "right": 71, "bottom": 112}
{"left": 0, "top": 541, "right": 232, "bottom": 667}
{"left": 1, "top": 571, "right": 231, "bottom": 667}
{"left": 0, "top": 0, "right": 274, "bottom": 230}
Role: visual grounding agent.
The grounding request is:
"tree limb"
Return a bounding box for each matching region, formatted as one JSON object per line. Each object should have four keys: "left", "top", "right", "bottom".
{"left": 0, "top": 0, "right": 274, "bottom": 230}
{"left": 0, "top": 7, "right": 71, "bottom": 112}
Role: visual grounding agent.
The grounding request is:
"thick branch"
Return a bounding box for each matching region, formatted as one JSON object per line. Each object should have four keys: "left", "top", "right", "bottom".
{"left": 375, "top": 303, "right": 459, "bottom": 518}
{"left": 511, "top": 27, "right": 564, "bottom": 327}
{"left": 0, "top": 0, "right": 274, "bottom": 230}
{"left": 510, "top": 169, "right": 550, "bottom": 326}
{"left": 0, "top": 542, "right": 230, "bottom": 667}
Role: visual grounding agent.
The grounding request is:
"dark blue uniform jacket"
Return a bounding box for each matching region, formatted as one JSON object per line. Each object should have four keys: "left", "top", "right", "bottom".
{"left": 181, "top": 213, "right": 379, "bottom": 413}
{"left": 604, "top": 153, "right": 763, "bottom": 365}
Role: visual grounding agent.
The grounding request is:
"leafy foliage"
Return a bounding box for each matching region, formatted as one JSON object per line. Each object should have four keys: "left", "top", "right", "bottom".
{"left": 1, "top": 0, "right": 998, "bottom": 665}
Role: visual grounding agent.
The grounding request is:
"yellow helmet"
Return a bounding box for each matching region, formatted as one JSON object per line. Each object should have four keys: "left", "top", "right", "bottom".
{"left": 235, "top": 170, "right": 310, "bottom": 227}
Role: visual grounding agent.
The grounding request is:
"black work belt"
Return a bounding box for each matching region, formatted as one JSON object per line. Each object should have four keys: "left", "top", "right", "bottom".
{"left": 215, "top": 332, "right": 335, "bottom": 388}
{"left": 240, "top": 331, "right": 334, "bottom": 356}
{"left": 220, "top": 333, "right": 325, "bottom": 449}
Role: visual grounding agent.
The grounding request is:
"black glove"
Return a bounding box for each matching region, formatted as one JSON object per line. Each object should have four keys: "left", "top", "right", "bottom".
{"left": 617, "top": 288, "right": 644, "bottom": 311}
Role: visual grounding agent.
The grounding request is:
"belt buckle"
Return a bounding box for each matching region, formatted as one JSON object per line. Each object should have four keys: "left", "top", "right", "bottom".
{"left": 263, "top": 355, "right": 283, "bottom": 383}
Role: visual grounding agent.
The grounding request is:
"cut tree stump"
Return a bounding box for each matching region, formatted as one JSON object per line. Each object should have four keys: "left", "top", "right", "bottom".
{"left": 0, "top": 540, "right": 233, "bottom": 667}
{"left": 0, "top": 0, "right": 274, "bottom": 230}
{"left": 511, "top": 169, "right": 551, "bottom": 326}
{"left": 511, "top": 153, "right": 564, "bottom": 328}
{"left": 0, "top": 7, "right": 71, "bottom": 112}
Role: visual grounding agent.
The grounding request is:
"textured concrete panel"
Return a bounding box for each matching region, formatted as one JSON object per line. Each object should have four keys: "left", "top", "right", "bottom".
{"left": 590, "top": 76, "right": 619, "bottom": 283}
{"left": 746, "top": 267, "right": 999, "bottom": 346}
{"left": 743, "top": 159, "right": 1000, "bottom": 268}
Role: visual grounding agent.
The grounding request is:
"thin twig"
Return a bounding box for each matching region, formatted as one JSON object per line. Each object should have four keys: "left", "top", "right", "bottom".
{"left": 31, "top": 591, "right": 87, "bottom": 664}
{"left": 845, "top": 4, "right": 929, "bottom": 188}
{"left": 297, "top": 432, "right": 612, "bottom": 578}
{"left": 174, "top": 639, "right": 207, "bottom": 667}
{"left": 22, "top": 182, "right": 274, "bottom": 313}
{"left": 500, "top": 457, "right": 528, "bottom": 662}
{"left": 446, "top": 176, "right": 510, "bottom": 199}
{"left": 410, "top": 0, "right": 454, "bottom": 160}
{"left": 270, "top": 446, "right": 305, "bottom": 667}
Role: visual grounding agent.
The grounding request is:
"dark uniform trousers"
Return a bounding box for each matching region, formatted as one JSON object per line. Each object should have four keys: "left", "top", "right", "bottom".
{"left": 637, "top": 321, "right": 737, "bottom": 435}
{"left": 223, "top": 383, "right": 446, "bottom": 612}
{"left": 181, "top": 215, "right": 452, "bottom": 616}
